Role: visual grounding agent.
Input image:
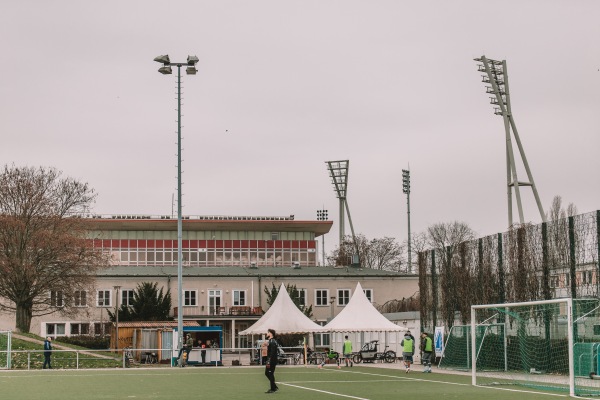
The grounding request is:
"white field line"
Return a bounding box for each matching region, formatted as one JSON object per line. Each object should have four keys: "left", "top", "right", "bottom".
{"left": 343, "top": 370, "right": 574, "bottom": 398}
{"left": 279, "top": 382, "right": 370, "bottom": 400}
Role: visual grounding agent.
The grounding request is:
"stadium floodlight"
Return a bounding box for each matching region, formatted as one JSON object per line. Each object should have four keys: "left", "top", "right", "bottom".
{"left": 325, "top": 160, "right": 360, "bottom": 266}
{"left": 402, "top": 169, "right": 412, "bottom": 273}
{"left": 474, "top": 56, "right": 546, "bottom": 226}
{"left": 317, "top": 209, "right": 328, "bottom": 266}
{"left": 154, "top": 54, "right": 198, "bottom": 367}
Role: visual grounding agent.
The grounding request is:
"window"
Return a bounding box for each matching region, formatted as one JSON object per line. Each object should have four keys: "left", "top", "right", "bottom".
{"left": 97, "top": 290, "right": 111, "bottom": 307}
{"left": 315, "top": 289, "right": 329, "bottom": 306}
{"left": 271, "top": 233, "right": 279, "bottom": 240}
{"left": 74, "top": 291, "right": 87, "bottom": 307}
{"left": 582, "top": 271, "right": 593, "bottom": 285}
{"left": 184, "top": 290, "right": 197, "bottom": 306}
{"left": 594, "top": 325, "right": 600, "bottom": 336}
{"left": 314, "top": 321, "right": 330, "bottom": 347}
{"left": 363, "top": 289, "right": 373, "bottom": 302}
{"left": 122, "top": 289, "right": 135, "bottom": 306}
{"left": 296, "top": 289, "right": 307, "bottom": 306}
{"left": 71, "top": 323, "right": 90, "bottom": 335}
{"left": 93, "top": 322, "right": 111, "bottom": 336}
{"left": 47, "top": 323, "right": 65, "bottom": 336}
{"left": 337, "top": 289, "right": 351, "bottom": 306}
{"left": 550, "top": 276, "right": 559, "bottom": 289}
{"left": 233, "top": 290, "right": 246, "bottom": 306}
{"left": 208, "top": 290, "right": 222, "bottom": 314}
{"left": 564, "top": 273, "right": 570, "bottom": 287}
{"left": 50, "top": 291, "right": 63, "bottom": 307}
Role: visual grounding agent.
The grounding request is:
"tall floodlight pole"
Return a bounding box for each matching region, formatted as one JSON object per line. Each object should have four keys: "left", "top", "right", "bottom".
{"left": 475, "top": 56, "right": 546, "bottom": 226}
{"left": 113, "top": 285, "right": 121, "bottom": 351}
{"left": 317, "top": 209, "right": 328, "bottom": 266}
{"left": 402, "top": 169, "right": 411, "bottom": 273}
{"left": 154, "top": 54, "right": 198, "bottom": 366}
{"left": 326, "top": 160, "right": 360, "bottom": 266}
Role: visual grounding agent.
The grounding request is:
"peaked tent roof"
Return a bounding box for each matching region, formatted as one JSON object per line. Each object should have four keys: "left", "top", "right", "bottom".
{"left": 323, "top": 282, "right": 407, "bottom": 332}
{"left": 240, "top": 283, "right": 323, "bottom": 335}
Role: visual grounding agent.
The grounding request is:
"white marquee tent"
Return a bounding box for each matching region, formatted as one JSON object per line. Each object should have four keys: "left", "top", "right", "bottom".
{"left": 240, "top": 283, "right": 323, "bottom": 335}
{"left": 324, "top": 282, "right": 407, "bottom": 332}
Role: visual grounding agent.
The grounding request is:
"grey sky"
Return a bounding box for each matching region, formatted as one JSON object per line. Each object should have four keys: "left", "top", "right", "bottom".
{"left": 1, "top": 1, "right": 598, "bottom": 247}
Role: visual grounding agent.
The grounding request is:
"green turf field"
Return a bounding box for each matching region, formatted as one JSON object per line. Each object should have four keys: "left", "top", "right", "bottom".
{"left": 0, "top": 365, "right": 573, "bottom": 400}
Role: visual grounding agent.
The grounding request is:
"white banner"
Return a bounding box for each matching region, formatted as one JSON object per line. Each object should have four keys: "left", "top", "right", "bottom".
{"left": 434, "top": 326, "right": 444, "bottom": 357}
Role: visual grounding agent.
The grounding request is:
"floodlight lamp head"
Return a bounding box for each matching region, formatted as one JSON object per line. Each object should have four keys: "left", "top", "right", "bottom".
{"left": 158, "top": 65, "right": 173, "bottom": 75}
{"left": 154, "top": 55, "right": 170, "bottom": 64}
{"left": 186, "top": 66, "right": 197, "bottom": 75}
{"left": 187, "top": 55, "right": 199, "bottom": 65}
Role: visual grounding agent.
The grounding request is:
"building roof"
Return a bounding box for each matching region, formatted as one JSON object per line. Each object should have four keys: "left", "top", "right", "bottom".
{"left": 96, "top": 265, "right": 415, "bottom": 278}
{"left": 83, "top": 216, "right": 333, "bottom": 237}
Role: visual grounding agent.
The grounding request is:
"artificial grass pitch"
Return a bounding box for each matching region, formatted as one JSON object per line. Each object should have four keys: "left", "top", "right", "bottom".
{"left": 0, "top": 365, "right": 567, "bottom": 400}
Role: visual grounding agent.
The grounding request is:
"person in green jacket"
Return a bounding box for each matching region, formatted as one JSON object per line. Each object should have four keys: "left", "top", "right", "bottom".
{"left": 420, "top": 332, "right": 433, "bottom": 373}
{"left": 342, "top": 336, "right": 353, "bottom": 367}
{"left": 401, "top": 332, "right": 414, "bottom": 373}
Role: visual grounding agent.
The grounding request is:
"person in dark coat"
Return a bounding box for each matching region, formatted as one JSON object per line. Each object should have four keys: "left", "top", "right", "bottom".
{"left": 43, "top": 337, "right": 52, "bottom": 369}
{"left": 264, "top": 329, "right": 279, "bottom": 393}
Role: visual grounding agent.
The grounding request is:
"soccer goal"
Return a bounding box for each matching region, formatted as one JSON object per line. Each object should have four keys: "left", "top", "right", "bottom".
{"left": 472, "top": 298, "right": 600, "bottom": 397}
{"left": 0, "top": 330, "right": 11, "bottom": 369}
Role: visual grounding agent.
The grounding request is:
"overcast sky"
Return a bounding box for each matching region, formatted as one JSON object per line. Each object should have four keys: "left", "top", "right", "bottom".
{"left": 1, "top": 1, "right": 598, "bottom": 248}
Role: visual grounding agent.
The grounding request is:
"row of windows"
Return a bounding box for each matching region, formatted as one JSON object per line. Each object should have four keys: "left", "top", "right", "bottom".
{"left": 112, "top": 249, "right": 317, "bottom": 266}
{"left": 47, "top": 322, "right": 111, "bottom": 336}
{"left": 50, "top": 288, "right": 373, "bottom": 308}
{"left": 549, "top": 271, "right": 595, "bottom": 288}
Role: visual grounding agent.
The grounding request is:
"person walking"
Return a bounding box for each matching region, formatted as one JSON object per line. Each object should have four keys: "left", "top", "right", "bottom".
{"left": 264, "top": 329, "right": 279, "bottom": 393}
{"left": 401, "top": 332, "right": 415, "bottom": 373}
{"left": 43, "top": 337, "right": 52, "bottom": 369}
{"left": 342, "top": 335, "right": 353, "bottom": 367}
{"left": 260, "top": 339, "right": 269, "bottom": 365}
{"left": 177, "top": 334, "right": 193, "bottom": 367}
{"left": 198, "top": 339, "right": 207, "bottom": 364}
{"left": 420, "top": 332, "right": 433, "bottom": 373}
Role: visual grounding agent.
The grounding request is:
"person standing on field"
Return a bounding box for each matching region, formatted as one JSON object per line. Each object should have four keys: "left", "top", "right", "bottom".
{"left": 401, "top": 332, "right": 414, "bottom": 373}
{"left": 264, "top": 329, "right": 279, "bottom": 393}
{"left": 342, "top": 335, "right": 353, "bottom": 367}
{"left": 43, "top": 337, "right": 52, "bottom": 369}
{"left": 420, "top": 332, "right": 433, "bottom": 373}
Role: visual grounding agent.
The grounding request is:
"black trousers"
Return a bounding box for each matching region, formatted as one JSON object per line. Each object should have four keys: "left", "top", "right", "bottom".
{"left": 265, "top": 364, "right": 277, "bottom": 390}
{"left": 43, "top": 353, "right": 51, "bottom": 369}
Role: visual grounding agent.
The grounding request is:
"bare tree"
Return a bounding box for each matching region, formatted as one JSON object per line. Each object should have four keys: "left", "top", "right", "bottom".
{"left": 0, "top": 165, "right": 109, "bottom": 332}
{"left": 329, "top": 234, "right": 405, "bottom": 272}
{"left": 425, "top": 221, "right": 476, "bottom": 327}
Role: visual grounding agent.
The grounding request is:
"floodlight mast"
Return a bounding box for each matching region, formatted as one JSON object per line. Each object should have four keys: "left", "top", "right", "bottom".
{"left": 154, "top": 54, "right": 199, "bottom": 367}
{"left": 402, "top": 169, "right": 411, "bottom": 273}
{"left": 474, "top": 56, "right": 546, "bottom": 227}
{"left": 326, "top": 160, "right": 360, "bottom": 266}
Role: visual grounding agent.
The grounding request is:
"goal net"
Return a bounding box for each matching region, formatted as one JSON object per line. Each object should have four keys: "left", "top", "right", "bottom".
{"left": 0, "top": 330, "right": 11, "bottom": 369}
{"left": 472, "top": 298, "right": 600, "bottom": 397}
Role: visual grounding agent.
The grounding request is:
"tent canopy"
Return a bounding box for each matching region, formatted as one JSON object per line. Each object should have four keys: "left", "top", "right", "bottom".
{"left": 240, "top": 283, "right": 323, "bottom": 335}
{"left": 323, "top": 282, "right": 407, "bottom": 332}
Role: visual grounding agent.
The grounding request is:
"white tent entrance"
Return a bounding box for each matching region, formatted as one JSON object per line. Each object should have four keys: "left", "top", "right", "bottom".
{"left": 324, "top": 282, "right": 407, "bottom": 360}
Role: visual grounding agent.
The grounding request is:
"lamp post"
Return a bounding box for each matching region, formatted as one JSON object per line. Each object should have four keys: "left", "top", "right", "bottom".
{"left": 402, "top": 169, "right": 411, "bottom": 273}
{"left": 154, "top": 54, "right": 198, "bottom": 366}
{"left": 113, "top": 285, "right": 121, "bottom": 351}
{"left": 316, "top": 209, "right": 328, "bottom": 266}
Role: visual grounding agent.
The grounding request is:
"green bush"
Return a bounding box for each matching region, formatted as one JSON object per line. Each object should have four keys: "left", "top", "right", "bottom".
{"left": 56, "top": 335, "right": 110, "bottom": 350}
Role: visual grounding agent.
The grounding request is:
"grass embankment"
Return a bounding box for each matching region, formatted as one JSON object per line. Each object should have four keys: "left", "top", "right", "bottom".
{"left": 4, "top": 334, "right": 122, "bottom": 369}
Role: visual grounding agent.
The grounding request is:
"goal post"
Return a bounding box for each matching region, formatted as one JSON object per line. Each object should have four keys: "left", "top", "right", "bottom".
{"left": 472, "top": 298, "right": 581, "bottom": 396}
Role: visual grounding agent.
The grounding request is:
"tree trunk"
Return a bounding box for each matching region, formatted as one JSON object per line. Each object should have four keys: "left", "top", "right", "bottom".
{"left": 16, "top": 302, "right": 33, "bottom": 333}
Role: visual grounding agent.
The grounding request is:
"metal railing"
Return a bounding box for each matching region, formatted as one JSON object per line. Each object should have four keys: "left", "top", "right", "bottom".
{"left": 1, "top": 346, "right": 308, "bottom": 370}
